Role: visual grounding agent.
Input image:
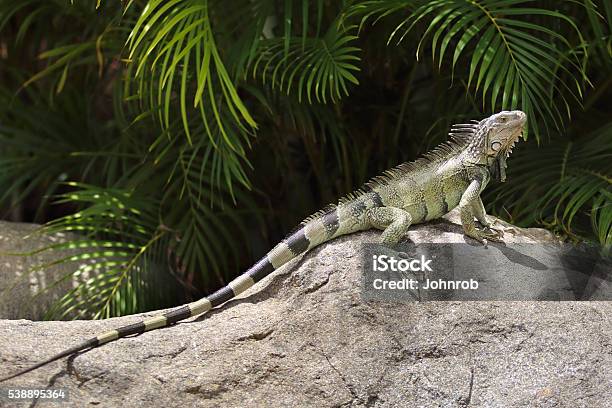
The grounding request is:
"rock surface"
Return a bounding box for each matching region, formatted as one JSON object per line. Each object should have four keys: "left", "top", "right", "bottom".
{"left": 0, "top": 221, "right": 79, "bottom": 320}
{"left": 0, "top": 211, "right": 610, "bottom": 407}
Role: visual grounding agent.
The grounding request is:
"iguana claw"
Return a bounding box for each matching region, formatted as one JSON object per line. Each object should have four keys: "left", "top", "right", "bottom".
{"left": 484, "top": 226, "right": 504, "bottom": 240}
{"left": 465, "top": 227, "right": 504, "bottom": 247}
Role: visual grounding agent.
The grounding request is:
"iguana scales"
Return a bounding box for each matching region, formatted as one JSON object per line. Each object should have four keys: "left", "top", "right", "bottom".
{"left": 0, "top": 110, "right": 526, "bottom": 382}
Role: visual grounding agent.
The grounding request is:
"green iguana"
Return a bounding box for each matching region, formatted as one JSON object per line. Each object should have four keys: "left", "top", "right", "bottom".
{"left": 0, "top": 110, "right": 526, "bottom": 382}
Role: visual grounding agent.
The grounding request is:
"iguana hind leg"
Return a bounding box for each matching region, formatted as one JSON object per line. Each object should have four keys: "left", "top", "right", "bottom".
{"left": 366, "top": 206, "right": 413, "bottom": 245}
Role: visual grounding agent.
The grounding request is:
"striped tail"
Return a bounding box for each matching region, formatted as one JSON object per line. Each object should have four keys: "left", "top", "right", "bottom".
{"left": 0, "top": 208, "right": 351, "bottom": 383}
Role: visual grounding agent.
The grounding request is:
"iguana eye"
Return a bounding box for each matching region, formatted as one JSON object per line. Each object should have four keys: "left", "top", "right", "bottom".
{"left": 491, "top": 141, "right": 502, "bottom": 151}
{"left": 498, "top": 117, "right": 507, "bottom": 123}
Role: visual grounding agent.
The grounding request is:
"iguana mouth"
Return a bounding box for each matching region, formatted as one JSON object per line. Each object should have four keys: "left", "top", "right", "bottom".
{"left": 505, "top": 136, "right": 518, "bottom": 159}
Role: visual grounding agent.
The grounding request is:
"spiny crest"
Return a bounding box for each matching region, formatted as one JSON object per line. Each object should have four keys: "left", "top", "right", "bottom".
{"left": 298, "top": 119, "right": 484, "bottom": 226}
{"left": 364, "top": 120, "right": 482, "bottom": 188}
{"left": 337, "top": 190, "right": 370, "bottom": 206}
{"left": 299, "top": 189, "right": 371, "bottom": 227}
{"left": 449, "top": 120, "right": 482, "bottom": 143}
{"left": 299, "top": 204, "right": 337, "bottom": 225}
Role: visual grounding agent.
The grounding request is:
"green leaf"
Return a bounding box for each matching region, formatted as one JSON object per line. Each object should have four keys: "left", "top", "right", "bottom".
{"left": 355, "top": 0, "right": 589, "bottom": 139}
{"left": 252, "top": 23, "right": 361, "bottom": 103}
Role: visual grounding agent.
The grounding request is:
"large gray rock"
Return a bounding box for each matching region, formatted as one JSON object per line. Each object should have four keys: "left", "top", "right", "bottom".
{"left": 0, "top": 221, "right": 79, "bottom": 320}
{"left": 0, "top": 211, "right": 610, "bottom": 407}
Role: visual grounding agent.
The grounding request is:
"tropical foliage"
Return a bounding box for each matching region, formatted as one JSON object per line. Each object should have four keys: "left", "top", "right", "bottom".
{"left": 0, "top": 0, "right": 609, "bottom": 318}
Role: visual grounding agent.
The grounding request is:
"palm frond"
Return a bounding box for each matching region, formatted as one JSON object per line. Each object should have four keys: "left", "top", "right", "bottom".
{"left": 348, "top": 0, "right": 589, "bottom": 139}
{"left": 487, "top": 121, "right": 612, "bottom": 246}
{"left": 160, "top": 137, "right": 262, "bottom": 288}
{"left": 583, "top": 0, "right": 612, "bottom": 63}
{"left": 539, "top": 169, "right": 610, "bottom": 246}
{"left": 37, "top": 183, "right": 174, "bottom": 319}
{"left": 251, "top": 22, "right": 361, "bottom": 103}
{"left": 126, "top": 0, "right": 256, "bottom": 144}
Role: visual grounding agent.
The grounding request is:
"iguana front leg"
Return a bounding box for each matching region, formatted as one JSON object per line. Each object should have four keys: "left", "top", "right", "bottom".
{"left": 460, "top": 181, "right": 502, "bottom": 246}
{"left": 366, "top": 206, "right": 413, "bottom": 245}
{"left": 473, "top": 197, "right": 490, "bottom": 227}
{"left": 472, "top": 197, "right": 504, "bottom": 238}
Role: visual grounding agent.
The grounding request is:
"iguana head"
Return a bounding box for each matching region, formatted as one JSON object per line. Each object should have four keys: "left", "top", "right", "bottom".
{"left": 457, "top": 110, "right": 527, "bottom": 182}
{"left": 482, "top": 110, "right": 526, "bottom": 158}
